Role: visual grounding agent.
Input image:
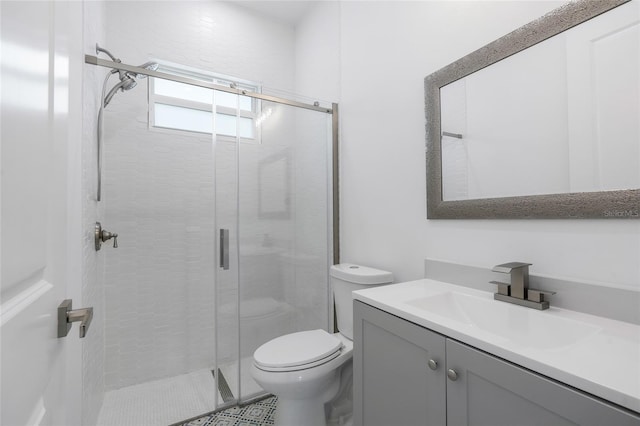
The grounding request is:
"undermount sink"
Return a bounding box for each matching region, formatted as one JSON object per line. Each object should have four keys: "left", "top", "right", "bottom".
{"left": 406, "top": 291, "right": 601, "bottom": 350}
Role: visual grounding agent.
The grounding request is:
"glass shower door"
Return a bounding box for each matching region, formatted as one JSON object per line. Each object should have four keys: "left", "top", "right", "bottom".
{"left": 236, "top": 98, "right": 333, "bottom": 402}
{"left": 100, "top": 73, "right": 219, "bottom": 424}
{"left": 213, "top": 87, "right": 242, "bottom": 408}
{"left": 214, "top": 89, "right": 334, "bottom": 405}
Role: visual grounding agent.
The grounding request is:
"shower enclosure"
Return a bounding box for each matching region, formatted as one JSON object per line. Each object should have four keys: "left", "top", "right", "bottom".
{"left": 214, "top": 94, "right": 337, "bottom": 406}
{"left": 89, "top": 53, "right": 338, "bottom": 423}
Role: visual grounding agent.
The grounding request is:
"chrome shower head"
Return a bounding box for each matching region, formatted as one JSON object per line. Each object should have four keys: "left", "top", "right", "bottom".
{"left": 121, "top": 76, "right": 138, "bottom": 91}
{"left": 103, "top": 76, "right": 138, "bottom": 107}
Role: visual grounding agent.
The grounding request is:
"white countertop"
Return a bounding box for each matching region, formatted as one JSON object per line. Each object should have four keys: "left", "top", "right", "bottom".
{"left": 353, "top": 279, "right": 640, "bottom": 414}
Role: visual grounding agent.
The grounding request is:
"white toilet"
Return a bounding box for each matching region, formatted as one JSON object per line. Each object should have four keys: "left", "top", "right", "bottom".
{"left": 251, "top": 263, "right": 393, "bottom": 426}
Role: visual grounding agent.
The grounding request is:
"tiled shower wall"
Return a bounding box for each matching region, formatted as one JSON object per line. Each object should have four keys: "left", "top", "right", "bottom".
{"left": 100, "top": 1, "right": 320, "bottom": 390}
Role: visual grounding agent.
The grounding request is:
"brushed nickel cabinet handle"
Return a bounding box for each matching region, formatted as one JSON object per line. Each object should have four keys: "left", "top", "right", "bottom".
{"left": 447, "top": 368, "right": 459, "bottom": 381}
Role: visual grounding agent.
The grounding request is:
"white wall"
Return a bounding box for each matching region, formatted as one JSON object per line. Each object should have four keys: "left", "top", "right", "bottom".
{"left": 295, "top": 1, "right": 341, "bottom": 103}
{"left": 293, "top": 1, "right": 341, "bottom": 329}
{"left": 335, "top": 1, "right": 640, "bottom": 291}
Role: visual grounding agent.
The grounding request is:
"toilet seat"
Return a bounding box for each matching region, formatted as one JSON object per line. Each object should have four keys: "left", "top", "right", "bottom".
{"left": 255, "top": 349, "right": 342, "bottom": 372}
{"left": 254, "top": 329, "right": 343, "bottom": 372}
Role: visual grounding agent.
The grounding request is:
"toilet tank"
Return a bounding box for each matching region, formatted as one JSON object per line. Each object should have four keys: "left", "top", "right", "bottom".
{"left": 330, "top": 263, "right": 393, "bottom": 340}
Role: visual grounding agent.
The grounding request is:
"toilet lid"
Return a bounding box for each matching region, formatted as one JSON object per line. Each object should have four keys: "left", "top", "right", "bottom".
{"left": 254, "top": 329, "right": 342, "bottom": 369}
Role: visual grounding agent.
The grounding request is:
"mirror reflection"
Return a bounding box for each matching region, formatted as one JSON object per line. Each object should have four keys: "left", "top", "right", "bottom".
{"left": 440, "top": 1, "right": 639, "bottom": 201}
{"left": 259, "top": 150, "right": 291, "bottom": 219}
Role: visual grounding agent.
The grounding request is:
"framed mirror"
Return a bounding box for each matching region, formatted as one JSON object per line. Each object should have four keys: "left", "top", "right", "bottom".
{"left": 425, "top": 0, "right": 639, "bottom": 219}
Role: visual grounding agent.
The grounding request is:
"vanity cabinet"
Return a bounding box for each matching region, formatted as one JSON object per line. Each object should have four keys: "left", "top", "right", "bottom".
{"left": 353, "top": 301, "right": 640, "bottom": 426}
{"left": 353, "top": 299, "right": 447, "bottom": 425}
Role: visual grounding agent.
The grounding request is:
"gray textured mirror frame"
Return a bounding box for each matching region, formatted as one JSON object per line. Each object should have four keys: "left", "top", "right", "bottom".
{"left": 425, "top": 0, "right": 639, "bottom": 219}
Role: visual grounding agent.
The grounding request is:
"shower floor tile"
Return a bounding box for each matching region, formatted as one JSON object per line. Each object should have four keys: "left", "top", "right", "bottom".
{"left": 97, "top": 369, "right": 219, "bottom": 426}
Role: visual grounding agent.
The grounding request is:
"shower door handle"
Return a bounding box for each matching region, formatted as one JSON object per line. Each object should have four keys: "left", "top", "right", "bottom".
{"left": 220, "top": 229, "right": 230, "bottom": 270}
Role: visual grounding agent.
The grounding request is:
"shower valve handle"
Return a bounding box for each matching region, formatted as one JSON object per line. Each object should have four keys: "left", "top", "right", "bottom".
{"left": 95, "top": 222, "right": 119, "bottom": 250}
{"left": 103, "top": 231, "right": 118, "bottom": 248}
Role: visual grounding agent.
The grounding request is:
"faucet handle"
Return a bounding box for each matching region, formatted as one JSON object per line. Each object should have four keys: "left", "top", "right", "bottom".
{"left": 527, "top": 289, "right": 556, "bottom": 303}
{"left": 490, "top": 281, "right": 511, "bottom": 296}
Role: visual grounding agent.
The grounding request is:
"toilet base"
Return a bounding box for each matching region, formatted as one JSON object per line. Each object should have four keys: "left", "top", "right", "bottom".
{"left": 275, "top": 396, "right": 329, "bottom": 426}
{"left": 271, "top": 371, "right": 339, "bottom": 426}
{"left": 251, "top": 333, "right": 354, "bottom": 426}
{"left": 326, "top": 362, "right": 353, "bottom": 426}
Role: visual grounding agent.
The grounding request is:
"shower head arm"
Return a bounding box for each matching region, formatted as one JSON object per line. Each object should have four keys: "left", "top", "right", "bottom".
{"left": 95, "top": 44, "right": 127, "bottom": 81}
{"left": 93, "top": 46, "right": 159, "bottom": 82}
{"left": 95, "top": 44, "right": 121, "bottom": 63}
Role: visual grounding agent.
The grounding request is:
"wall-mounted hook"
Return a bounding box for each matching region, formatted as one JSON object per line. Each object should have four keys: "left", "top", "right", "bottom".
{"left": 95, "top": 222, "right": 118, "bottom": 251}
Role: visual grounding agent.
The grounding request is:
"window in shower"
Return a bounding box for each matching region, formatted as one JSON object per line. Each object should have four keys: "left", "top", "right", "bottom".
{"left": 149, "top": 63, "right": 258, "bottom": 141}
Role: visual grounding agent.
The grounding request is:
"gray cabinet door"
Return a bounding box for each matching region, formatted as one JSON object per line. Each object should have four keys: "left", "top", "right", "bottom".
{"left": 354, "top": 301, "right": 447, "bottom": 426}
{"left": 446, "top": 339, "right": 640, "bottom": 426}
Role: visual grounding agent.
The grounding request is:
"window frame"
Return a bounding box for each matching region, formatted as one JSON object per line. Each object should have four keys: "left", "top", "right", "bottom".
{"left": 148, "top": 63, "right": 261, "bottom": 143}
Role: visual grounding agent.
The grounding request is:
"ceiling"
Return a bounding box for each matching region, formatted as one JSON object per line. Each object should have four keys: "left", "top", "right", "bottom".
{"left": 233, "top": 1, "right": 318, "bottom": 26}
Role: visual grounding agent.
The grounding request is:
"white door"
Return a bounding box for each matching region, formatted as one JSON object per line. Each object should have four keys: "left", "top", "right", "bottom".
{"left": 566, "top": 0, "right": 640, "bottom": 193}
{"left": 1, "top": 1, "right": 83, "bottom": 425}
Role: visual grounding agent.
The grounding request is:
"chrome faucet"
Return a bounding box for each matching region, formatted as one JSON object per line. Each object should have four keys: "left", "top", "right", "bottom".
{"left": 490, "top": 262, "right": 555, "bottom": 310}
